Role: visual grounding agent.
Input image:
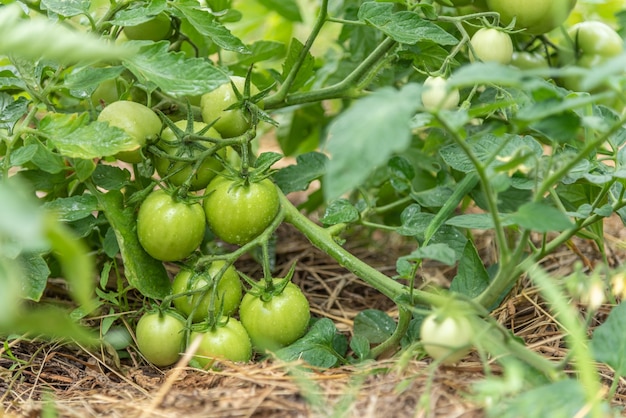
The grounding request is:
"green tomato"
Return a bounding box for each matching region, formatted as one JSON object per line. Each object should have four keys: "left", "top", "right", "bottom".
{"left": 90, "top": 78, "right": 119, "bottom": 107}
{"left": 469, "top": 28, "right": 513, "bottom": 64}
{"left": 420, "top": 313, "right": 473, "bottom": 364}
{"left": 190, "top": 318, "right": 252, "bottom": 368}
{"left": 137, "top": 189, "right": 206, "bottom": 261}
{"left": 239, "top": 280, "right": 310, "bottom": 352}
{"left": 200, "top": 76, "right": 260, "bottom": 138}
{"left": 123, "top": 13, "right": 172, "bottom": 41}
{"left": 172, "top": 261, "right": 243, "bottom": 322}
{"left": 154, "top": 120, "right": 225, "bottom": 191}
{"left": 135, "top": 311, "right": 186, "bottom": 367}
{"left": 97, "top": 100, "right": 161, "bottom": 163}
{"left": 203, "top": 176, "right": 280, "bottom": 246}
{"left": 102, "top": 325, "right": 133, "bottom": 350}
{"left": 421, "top": 76, "right": 460, "bottom": 111}
{"left": 486, "top": 0, "right": 577, "bottom": 35}
{"left": 510, "top": 51, "right": 549, "bottom": 70}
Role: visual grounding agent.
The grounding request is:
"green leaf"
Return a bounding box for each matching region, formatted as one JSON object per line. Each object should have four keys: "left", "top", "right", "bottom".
{"left": 320, "top": 199, "right": 359, "bottom": 226}
{"left": 43, "top": 195, "right": 99, "bottom": 222}
{"left": 123, "top": 41, "right": 230, "bottom": 96}
{"left": 0, "top": 4, "right": 134, "bottom": 64}
{"left": 591, "top": 302, "right": 626, "bottom": 375}
{"left": 0, "top": 180, "right": 48, "bottom": 254}
{"left": 388, "top": 156, "right": 415, "bottom": 193}
{"left": 450, "top": 240, "right": 490, "bottom": 298}
{"left": 172, "top": 0, "right": 248, "bottom": 54}
{"left": 350, "top": 335, "right": 371, "bottom": 361}
{"left": 353, "top": 309, "right": 396, "bottom": 344}
{"left": 64, "top": 66, "right": 125, "bottom": 96}
{"left": 324, "top": 84, "right": 422, "bottom": 201}
{"left": 282, "top": 38, "right": 315, "bottom": 92}
{"left": 276, "top": 104, "right": 326, "bottom": 156}
{"left": 274, "top": 152, "right": 328, "bottom": 194}
{"left": 446, "top": 213, "right": 498, "bottom": 230}
{"left": 96, "top": 190, "right": 171, "bottom": 300}
{"left": 233, "top": 40, "right": 285, "bottom": 66}
{"left": 41, "top": 0, "right": 90, "bottom": 17}
{"left": 253, "top": 151, "right": 283, "bottom": 173}
{"left": 357, "top": 3, "right": 457, "bottom": 46}
{"left": 506, "top": 202, "right": 574, "bottom": 232}
{"left": 398, "top": 243, "right": 457, "bottom": 267}
{"left": 257, "top": 0, "right": 302, "bottom": 22}
{"left": 109, "top": 0, "right": 167, "bottom": 26}
{"left": 19, "top": 252, "right": 50, "bottom": 302}
{"left": 275, "top": 318, "right": 347, "bottom": 368}
{"left": 0, "top": 257, "right": 23, "bottom": 328}
{"left": 39, "top": 113, "right": 138, "bottom": 160}
{"left": 0, "top": 94, "right": 29, "bottom": 131}
{"left": 92, "top": 164, "right": 132, "bottom": 191}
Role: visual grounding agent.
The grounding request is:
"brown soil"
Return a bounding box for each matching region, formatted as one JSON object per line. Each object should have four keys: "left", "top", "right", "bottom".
{"left": 2, "top": 212, "right": 626, "bottom": 418}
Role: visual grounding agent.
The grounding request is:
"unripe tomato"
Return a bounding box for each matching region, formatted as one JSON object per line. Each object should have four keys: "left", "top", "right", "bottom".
{"left": 136, "top": 189, "right": 206, "bottom": 261}
{"left": 200, "top": 76, "right": 260, "bottom": 138}
{"left": 190, "top": 318, "right": 252, "bottom": 368}
{"left": 97, "top": 101, "right": 161, "bottom": 163}
{"left": 203, "top": 176, "right": 280, "bottom": 246}
{"left": 123, "top": 13, "right": 172, "bottom": 42}
{"left": 469, "top": 28, "right": 513, "bottom": 64}
{"left": 239, "top": 280, "right": 310, "bottom": 352}
{"left": 420, "top": 313, "right": 473, "bottom": 364}
{"left": 135, "top": 311, "right": 186, "bottom": 367}
{"left": 421, "top": 76, "right": 460, "bottom": 111}
{"left": 90, "top": 78, "right": 119, "bottom": 107}
{"left": 486, "top": 0, "right": 577, "bottom": 35}
{"left": 154, "top": 120, "right": 225, "bottom": 191}
{"left": 172, "top": 261, "right": 243, "bottom": 322}
{"left": 510, "top": 51, "right": 549, "bottom": 70}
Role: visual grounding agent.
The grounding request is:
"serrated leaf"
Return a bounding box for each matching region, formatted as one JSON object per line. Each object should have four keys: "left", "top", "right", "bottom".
{"left": 19, "top": 252, "right": 50, "bottom": 302}
{"left": 506, "top": 202, "right": 574, "bottom": 232}
{"left": 233, "top": 40, "right": 285, "bottom": 66}
{"left": 109, "top": 0, "right": 167, "bottom": 26}
{"left": 320, "top": 199, "right": 359, "bottom": 226}
{"left": 253, "top": 151, "right": 283, "bottom": 173}
{"left": 353, "top": 309, "right": 396, "bottom": 344}
{"left": 96, "top": 190, "right": 171, "bottom": 299}
{"left": 591, "top": 302, "right": 626, "bottom": 375}
{"left": 274, "top": 152, "right": 328, "bottom": 194}
{"left": 388, "top": 156, "right": 415, "bottom": 192}
{"left": 91, "top": 164, "right": 131, "bottom": 191}
{"left": 43, "top": 195, "right": 98, "bottom": 222}
{"left": 41, "top": 0, "right": 90, "bottom": 17}
{"left": 282, "top": 38, "right": 315, "bottom": 92}
{"left": 123, "top": 41, "right": 229, "bottom": 96}
{"left": 172, "top": 0, "right": 248, "bottom": 54}
{"left": 276, "top": 318, "right": 346, "bottom": 368}
{"left": 450, "top": 240, "right": 490, "bottom": 298}
{"left": 324, "top": 84, "right": 422, "bottom": 201}
{"left": 39, "top": 113, "right": 138, "bottom": 159}
{"left": 357, "top": 2, "right": 457, "bottom": 46}
{"left": 0, "top": 94, "right": 29, "bottom": 130}
{"left": 64, "top": 66, "right": 125, "bottom": 94}
{"left": 257, "top": 0, "right": 302, "bottom": 21}
{"left": 399, "top": 243, "right": 457, "bottom": 266}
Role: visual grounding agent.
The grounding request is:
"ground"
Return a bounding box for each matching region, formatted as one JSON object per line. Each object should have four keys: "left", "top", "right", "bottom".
{"left": 2, "top": 204, "right": 626, "bottom": 418}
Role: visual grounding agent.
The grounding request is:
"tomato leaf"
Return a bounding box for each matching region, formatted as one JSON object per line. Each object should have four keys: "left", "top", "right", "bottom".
{"left": 357, "top": 2, "right": 458, "bottom": 46}
{"left": 274, "top": 151, "right": 328, "bottom": 194}
{"left": 282, "top": 38, "right": 315, "bottom": 92}
{"left": 591, "top": 302, "right": 626, "bottom": 375}
{"left": 19, "top": 252, "right": 50, "bottom": 302}
{"left": 506, "top": 202, "right": 574, "bottom": 232}
{"left": 320, "top": 199, "right": 359, "bottom": 226}
{"left": 96, "top": 190, "right": 171, "bottom": 300}
{"left": 108, "top": 0, "right": 167, "bottom": 26}
{"left": 43, "top": 195, "right": 99, "bottom": 222}
{"left": 256, "top": 0, "right": 302, "bottom": 22}
{"left": 324, "top": 83, "right": 422, "bottom": 201}
{"left": 91, "top": 165, "right": 131, "bottom": 191}
{"left": 40, "top": 0, "right": 90, "bottom": 18}
{"left": 450, "top": 240, "right": 490, "bottom": 299}
{"left": 0, "top": 94, "right": 29, "bottom": 131}
{"left": 275, "top": 318, "right": 347, "bottom": 368}
{"left": 353, "top": 309, "right": 396, "bottom": 344}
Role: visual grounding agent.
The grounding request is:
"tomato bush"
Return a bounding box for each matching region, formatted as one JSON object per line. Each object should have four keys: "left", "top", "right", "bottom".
{"left": 203, "top": 176, "right": 280, "bottom": 246}
{"left": 135, "top": 311, "right": 186, "bottom": 367}
{"left": 190, "top": 318, "right": 252, "bottom": 368}
{"left": 136, "top": 189, "right": 206, "bottom": 261}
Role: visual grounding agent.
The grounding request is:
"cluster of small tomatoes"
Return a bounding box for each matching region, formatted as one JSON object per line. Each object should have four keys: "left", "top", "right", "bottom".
{"left": 97, "top": 75, "right": 310, "bottom": 368}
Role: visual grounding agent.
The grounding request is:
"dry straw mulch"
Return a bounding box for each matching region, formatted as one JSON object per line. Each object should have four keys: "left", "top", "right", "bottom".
{"left": 2, "top": 216, "right": 626, "bottom": 418}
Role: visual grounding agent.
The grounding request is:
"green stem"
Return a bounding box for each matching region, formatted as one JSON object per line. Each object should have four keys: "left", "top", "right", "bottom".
{"left": 370, "top": 307, "right": 412, "bottom": 358}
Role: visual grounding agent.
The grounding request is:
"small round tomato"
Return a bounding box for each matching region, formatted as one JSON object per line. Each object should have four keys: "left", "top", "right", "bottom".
{"left": 239, "top": 280, "right": 310, "bottom": 352}
{"left": 90, "top": 78, "right": 119, "bottom": 107}
{"left": 172, "top": 261, "right": 243, "bottom": 322}
{"left": 137, "top": 189, "right": 206, "bottom": 261}
{"left": 123, "top": 13, "right": 172, "bottom": 42}
{"left": 154, "top": 120, "right": 225, "bottom": 191}
{"left": 469, "top": 28, "right": 513, "bottom": 64}
{"left": 200, "top": 76, "right": 260, "bottom": 138}
{"left": 486, "top": 0, "right": 577, "bottom": 35}
{"left": 510, "top": 51, "right": 549, "bottom": 70}
{"left": 97, "top": 100, "right": 161, "bottom": 163}
{"left": 420, "top": 313, "right": 473, "bottom": 364}
{"left": 103, "top": 325, "right": 133, "bottom": 350}
{"left": 203, "top": 176, "right": 280, "bottom": 246}
{"left": 135, "top": 311, "right": 186, "bottom": 367}
{"left": 190, "top": 318, "right": 252, "bottom": 368}
{"left": 421, "top": 76, "right": 460, "bottom": 111}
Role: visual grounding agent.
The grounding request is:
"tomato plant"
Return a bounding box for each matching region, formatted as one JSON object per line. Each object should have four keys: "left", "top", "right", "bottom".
{"left": 420, "top": 312, "right": 473, "bottom": 364}
{"left": 154, "top": 120, "right": 225, "bottom": 191}
{"left": 172, "top": 260, "right": 243, "bottom": 322}
{"left": 485, "top": 0, "right": 577, "bottom": 35}
{"left": 97, "top": 100, "right": 162, "bottom": 163}
{"left": 469, "top": 28, "right": 513, "bottom": 64}
{"left": 135, "top": 311, "right": 186, "bottom": 367}
{"left": 136, "top": 189, "right": 206, "bottom": 261}
{"left": 203, "top": 176, "right": 280, "bottom": 246}
{"left": 190, "top": 318, "right": 252, "bottom": 368}
{"left": 239, "top": 279, "right": 310, "bottom": 352}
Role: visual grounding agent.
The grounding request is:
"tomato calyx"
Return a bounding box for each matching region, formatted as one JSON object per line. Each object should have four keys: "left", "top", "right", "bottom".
{"left": 240, "top": 262, "right": 297, "bottom": 302}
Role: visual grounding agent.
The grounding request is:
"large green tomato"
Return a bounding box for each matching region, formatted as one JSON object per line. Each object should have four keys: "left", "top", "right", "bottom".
{"left": 486, "top": 0, "right": 577, "bottom": 35}
{"left": 203, "top": 176, "right": 280, "bottom": 246}
{"left": 469, "top": 28, "right": 513, "bottom": 64}
{"left": 172, "top": 261, "right": 243, "bottom": 322}
{"left": 136, "top": 189, "right": 206, "bottom": 261}
{"left": 135, "top": 311, "right": 186, "bottom": 367}
{"left": 123, "top": 13, "right": 172, "bottom": 41}
{"left": 97, "top": 101, "right": 161, "bottom": 163}
{"left": 200, "top": 76, "right": 260, "bottom": 138}
{"left": 154, "top": 120, "right": 225, "bottom": 191}
{"left": 190, "top": 318, "right": 252, "bottom": 368}
{"left": 239, "top": 280, "right": 310, "bottom": 352}
{"left": 420, "top": 313, "right": 473, "bottom": 364}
